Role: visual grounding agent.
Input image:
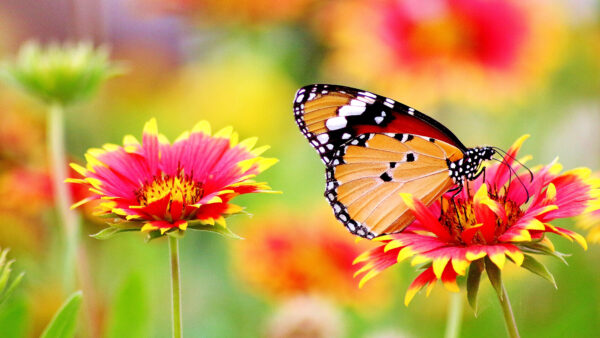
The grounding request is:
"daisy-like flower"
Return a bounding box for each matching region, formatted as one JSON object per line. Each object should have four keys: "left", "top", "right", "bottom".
{"left": 354, "top": 135, "right": 596, "bottom": 310}
{"left": 577, "top": 175, "right": 600, "bottom": 243}
{"left": 578, "top": 209, "right": 600, "bottom": 243}
{"left": 231, "top": 208, "right": 392, "bottom": 308}
{"left": 317, "top": 0, "right": 566, "bottom": 109}
{"left": 68, "top": 118, "right": 277, "bottom": 239}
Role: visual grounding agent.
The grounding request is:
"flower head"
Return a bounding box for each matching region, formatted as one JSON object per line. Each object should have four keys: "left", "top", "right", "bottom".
{"left": 577, "top": 174, "right": 600, "bottom": 243}
{"left": 68, "top": 118, "right": 277, "bottom": 239}
{"left": 231, "top": 208, "right": 392, "bottom": 308}
{"left": 266, "top": 296, "right": 345, "bottom": 338}
{"left": 1, "top": 41, "right": 122, "bottom": 105}
{"left": 355, "top": 135, "right": 596, "bottom": 307}
{"left": 318, "top": 0, "right": 566, "bottom": 108}
{"left": 0, "top": 167, "right": 52, "bottom": 253}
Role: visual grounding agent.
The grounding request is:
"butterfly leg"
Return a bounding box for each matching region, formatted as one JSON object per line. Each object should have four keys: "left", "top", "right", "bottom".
{"left": 447, "top": 183, "right": 464, "bottom": 224}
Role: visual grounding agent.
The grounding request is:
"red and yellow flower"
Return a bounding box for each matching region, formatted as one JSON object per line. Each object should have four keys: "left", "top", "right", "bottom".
{"left": 317, "top": 0, "right": 566, "bottom": 109}
{"left": 231, "top": 208, "right": 393, "bottom": 308}
{"left": 577, "top": 174, "right": 600, "bottom": 243}
{"left": 68, "top": 118, "right": 277, "bottom": 238}
{"left": 355, "top": 135, "right": 596, "bottom": 305}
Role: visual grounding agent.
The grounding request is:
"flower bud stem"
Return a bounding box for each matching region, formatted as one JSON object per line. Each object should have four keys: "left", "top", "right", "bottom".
{"left": 48, "top": 102, "right": 79, "bottom": 292}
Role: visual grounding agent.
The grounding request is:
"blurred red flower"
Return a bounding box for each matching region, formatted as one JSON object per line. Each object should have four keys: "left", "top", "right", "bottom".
{"left": 231, "top": 208, "right": 393, "bottom": 308}
{"left": 318, "top": 0, "right": 566, "bottom": 109}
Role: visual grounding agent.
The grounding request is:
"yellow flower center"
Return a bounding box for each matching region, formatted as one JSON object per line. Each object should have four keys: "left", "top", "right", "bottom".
{"left": 136, "top": 172, "right": 204, "bottom": 206}
{"left": 439, "top": 193, "right": 523, "bottom": 245}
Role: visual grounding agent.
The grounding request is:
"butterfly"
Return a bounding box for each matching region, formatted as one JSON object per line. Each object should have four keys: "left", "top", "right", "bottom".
{"left": 293, "top": 84, "right": 496, "bottom": 239}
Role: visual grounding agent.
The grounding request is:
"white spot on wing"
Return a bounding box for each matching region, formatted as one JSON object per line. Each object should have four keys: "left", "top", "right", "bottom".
{"left": 317, "top": 134, "right": 329, "bottom": 144}
{"left": 326, "top": 116, "right": 348, "bottom": 130}
{"left": 350, "top": 99, "right": 367, "bottom": 106}
{"left": 360, "top": 91, "right": 377, "bottom": 99}
{"left": 339, "top": 105, "right": 366, "bottom": 116}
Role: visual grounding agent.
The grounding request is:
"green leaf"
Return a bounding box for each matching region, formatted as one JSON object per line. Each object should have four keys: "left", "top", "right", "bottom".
{"left": 521, "top": 254, "right": 557, "bottom": 288}
{"left": 90, "top": 227, "right": 138, "bottom": 240}
{"left": 466, "top": 259, "right": 484, "bottom": 315}
{"left": 0, "top": 272, "right": 25, "bottom": 306}
{"left": 517, "top": 243, "right": 569, "bottom": 265}
{"left": 0, "top": 295, "right": 29, "bottom": 337}
{"left": 105, "top": 273, "right": 149, "bottom": 338}
{"left": 40, "top": 291, "right": 83, "bottom": 338}
{"left": 484, "top": 257, "right": 503, "bottom": 301}
{"left": 144, "top": 230, "right": 163, "bottom": 243}
{"left": 188, "top": 223, "right": 243, "bottom": 240}
{"left": 0, "top": 260, "right": 14, "bottom": 296}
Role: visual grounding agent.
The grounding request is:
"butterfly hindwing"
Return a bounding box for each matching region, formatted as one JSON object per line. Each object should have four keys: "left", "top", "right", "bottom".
{"left": 325, "top": 133, "right": 462, "bottom": 238}
{"left": 293, "top": 84, "right": 467, "bottom": 165}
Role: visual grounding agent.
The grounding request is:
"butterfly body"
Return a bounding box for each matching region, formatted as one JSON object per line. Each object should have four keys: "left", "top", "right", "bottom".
{"left": 294, "top": 84, "right": 495, "bottom": 239}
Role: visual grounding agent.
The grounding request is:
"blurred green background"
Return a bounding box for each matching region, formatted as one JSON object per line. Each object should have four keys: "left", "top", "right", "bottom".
{"left": 0, "top": 0, "right": 599, "bottom": 337}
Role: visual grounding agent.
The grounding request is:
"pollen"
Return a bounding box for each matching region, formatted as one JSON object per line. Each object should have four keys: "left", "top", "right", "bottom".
{"left": 136, "top": 170, "right": 204, "bottom": 206}
{"left": 439, "top": 193, "right": 523, "bottom": 245}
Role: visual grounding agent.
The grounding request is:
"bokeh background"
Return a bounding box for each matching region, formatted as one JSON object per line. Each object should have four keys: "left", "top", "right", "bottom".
{"left": 0, "top": 0, "right": 599, "bottom": 337}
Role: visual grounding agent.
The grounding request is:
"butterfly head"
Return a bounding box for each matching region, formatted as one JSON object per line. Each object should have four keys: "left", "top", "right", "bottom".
{"left": 448, "top": 146, "right": 495, "bottom": 183}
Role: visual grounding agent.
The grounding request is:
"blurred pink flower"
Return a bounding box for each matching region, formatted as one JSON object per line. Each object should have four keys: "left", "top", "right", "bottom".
{"left": 318, "top": 0, "right": 567, "bottom": 109}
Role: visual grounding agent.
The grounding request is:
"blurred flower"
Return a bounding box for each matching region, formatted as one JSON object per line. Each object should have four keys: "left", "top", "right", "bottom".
{"left": 231, "top": 208, "right": 393, "bottom": 308}
{"left": 0, "top": 99, "right": 46, "bottom": 167}
{"left": 318, "top": 0, "right": 566, "bottom": 109}
{"left": 577, "top": 173, "right": 600, "bottom": 244}
{"left": 0, "top": 247, "right": 25, "bottom": 306}
{"left": 154, "top": 54, "right": 296, "bottom": 146}
{"left": 69, "top": 118, "right": 277, "bottom": 239}
{"left": 365, "top": 328, "right": 411, "bottom": 338}
{"left": 1, "top": 41, "right": 122, "bottom": 106}
{"left": 355, "top": 135, "right": 595, "bottom": 306}
{"left": 578, "top": 209, "right": 600, "bottom": 243}
{"left": 266, "top": 295, "right": 344, "bottom": 338}
{"left": 144, "top": 0, "right": 316, "bottom": 24}
{"left": 0, "top": 167, "right": 52, "bottom": 253}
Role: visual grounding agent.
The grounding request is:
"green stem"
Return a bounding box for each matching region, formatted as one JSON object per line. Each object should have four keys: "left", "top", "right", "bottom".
{"left": 444, "top": 292, "right": 463, "bottom": 338}
{"left": 47, "top": 102, "right": 80, "bottom": 292}
{"left": 169, "top": 236, "right": 183, "bottom": 338}
{"left": 496, "top": 281, "right": 520, "bottom": 338}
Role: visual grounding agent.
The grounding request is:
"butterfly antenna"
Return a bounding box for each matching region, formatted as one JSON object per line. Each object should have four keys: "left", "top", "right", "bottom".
{"left": 492, "top": 146, "right": 534, "bottom": 182}
{"left": 492, "top": 158, "right": 531, "bottom": 203}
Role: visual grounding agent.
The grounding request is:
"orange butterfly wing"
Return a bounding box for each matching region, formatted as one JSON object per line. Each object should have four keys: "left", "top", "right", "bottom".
{"left": 325, "top": 133, "right": 464, "bottom": 238}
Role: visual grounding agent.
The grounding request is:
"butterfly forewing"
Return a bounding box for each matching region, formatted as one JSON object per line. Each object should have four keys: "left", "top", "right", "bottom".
{"left": 293, "top": 84, "right": 467, "bottom": 165}
{"left": 326, "top": 133, "right": 461, "bottom": 238}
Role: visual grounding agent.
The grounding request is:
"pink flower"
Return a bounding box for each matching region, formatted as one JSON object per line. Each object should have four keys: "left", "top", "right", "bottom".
{"left": 354, "top": 135, "right": 595, "bottom": 305}
{"left": 68, "top": 118, "right": 277, "bottom": 238}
